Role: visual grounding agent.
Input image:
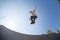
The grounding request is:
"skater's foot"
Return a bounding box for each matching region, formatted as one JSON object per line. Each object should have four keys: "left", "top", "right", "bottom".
{"left": 31, "top": 22, "right": 35, "bottom": 24}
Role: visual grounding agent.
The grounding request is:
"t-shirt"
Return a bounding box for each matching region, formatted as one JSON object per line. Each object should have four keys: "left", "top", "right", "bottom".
{"left": 30, "top": 8, "right": 37, "bottom": 16}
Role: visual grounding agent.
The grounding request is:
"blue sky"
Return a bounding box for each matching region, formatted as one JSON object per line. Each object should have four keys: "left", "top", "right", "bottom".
{"left": 0, "top": 0, "right": 60, "bottom": 35}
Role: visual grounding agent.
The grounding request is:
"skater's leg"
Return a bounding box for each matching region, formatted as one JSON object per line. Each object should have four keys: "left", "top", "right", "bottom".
{"left": 31, "top": 16, "right": 33, "bottom": 24}
{"left": 30, "top": 16, "right": 36, "bottom": 24}
{"left": 32, "top": 16, "right": 35, "bottom": 24}
{"left": 33, "top": 17, "right": 35, "bottom": 24}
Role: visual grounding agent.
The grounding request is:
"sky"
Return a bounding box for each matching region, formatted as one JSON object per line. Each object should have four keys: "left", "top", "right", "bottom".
{"left": 0, "top": 0, "right": 60, "bottom": 35}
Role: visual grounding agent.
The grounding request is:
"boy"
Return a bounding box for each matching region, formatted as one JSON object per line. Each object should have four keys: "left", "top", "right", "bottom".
{"left": 29, "top": 7, "right": 37, "bottom": 24}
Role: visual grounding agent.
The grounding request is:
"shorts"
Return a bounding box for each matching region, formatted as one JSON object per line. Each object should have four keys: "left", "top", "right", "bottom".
{"left": 31, "top": 16, "right": 37, "bottom": 19}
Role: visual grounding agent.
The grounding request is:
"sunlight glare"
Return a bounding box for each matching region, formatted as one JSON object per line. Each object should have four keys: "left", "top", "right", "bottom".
{"left": 5, "top": 20, "right": 16, "bottom": 30}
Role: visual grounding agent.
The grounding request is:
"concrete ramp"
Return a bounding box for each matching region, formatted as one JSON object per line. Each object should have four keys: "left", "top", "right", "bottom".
{"left": 0, "top": 25, "right": 60, "bottom": 40}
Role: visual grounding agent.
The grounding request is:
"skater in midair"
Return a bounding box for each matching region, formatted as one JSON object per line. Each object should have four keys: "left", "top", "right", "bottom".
{"left": 29, "top": 6, "right": 37, "bottom": 24}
